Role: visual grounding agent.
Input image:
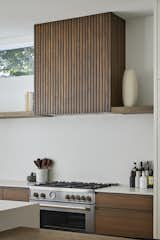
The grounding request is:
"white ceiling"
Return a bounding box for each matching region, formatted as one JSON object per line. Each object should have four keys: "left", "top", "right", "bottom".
{"left": 0, "top": 0, "right": 154, "bottom": 49}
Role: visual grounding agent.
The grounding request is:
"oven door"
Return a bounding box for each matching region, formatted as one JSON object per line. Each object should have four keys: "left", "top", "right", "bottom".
{"left": 39, "top": 202, "right": 95, "bottom": 233}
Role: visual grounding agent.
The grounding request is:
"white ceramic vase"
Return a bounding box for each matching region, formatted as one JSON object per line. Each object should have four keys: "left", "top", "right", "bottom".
{"left": 122, "top": 69, "right": 138, "bottom": 107}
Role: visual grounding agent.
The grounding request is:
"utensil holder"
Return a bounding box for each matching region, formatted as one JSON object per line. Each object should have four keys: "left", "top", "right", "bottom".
{"left": 36, "top": 169, "right": 48, "bottom": 184}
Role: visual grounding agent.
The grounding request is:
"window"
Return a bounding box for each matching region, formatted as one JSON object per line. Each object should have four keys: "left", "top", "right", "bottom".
{"left": 0, "top": 46, "right": 34, "bottom": 77}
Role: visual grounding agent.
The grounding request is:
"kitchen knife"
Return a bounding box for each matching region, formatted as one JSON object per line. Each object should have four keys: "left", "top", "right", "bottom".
{"left": 34, "top": 160, "right": 40, "bottom": 169}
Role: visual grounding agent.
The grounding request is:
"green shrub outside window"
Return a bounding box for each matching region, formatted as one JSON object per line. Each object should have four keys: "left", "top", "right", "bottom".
{"left": 0, "top": 46, "right": 34, "bottom": 77}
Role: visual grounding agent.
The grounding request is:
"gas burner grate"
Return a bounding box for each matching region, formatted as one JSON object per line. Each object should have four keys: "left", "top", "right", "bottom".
{"left": 36, "top": 181, "right": 119, "bottom": 189}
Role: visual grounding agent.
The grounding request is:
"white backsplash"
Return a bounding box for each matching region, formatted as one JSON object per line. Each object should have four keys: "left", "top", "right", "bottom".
{"left": 0, "top": 114, "right": 153, "bottom": 185}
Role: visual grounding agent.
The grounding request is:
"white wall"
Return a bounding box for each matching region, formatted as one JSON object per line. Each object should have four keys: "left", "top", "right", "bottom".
{"left": 0, "top": 15, "right": 154, "bottom": 185}
{"left": 0, "top": 75, "right": 33, "bottom": 112}
{"left": 0, "top": 114, "right": 153, "bottom": 184}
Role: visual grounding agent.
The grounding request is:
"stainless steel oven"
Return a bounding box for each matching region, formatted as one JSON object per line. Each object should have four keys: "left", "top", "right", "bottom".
{"left": 39, "top": 201, "right": 95, "bottom": 232}
{"left": 29, "top": 185, "right": 96, "bottom": 233}
{"left": 30, "top": 182, "right": 119, "bottom": 233}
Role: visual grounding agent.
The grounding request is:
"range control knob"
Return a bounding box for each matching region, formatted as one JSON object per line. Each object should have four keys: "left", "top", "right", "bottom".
{"left": 86, "top": 196, "right": 92, "bottom": 202}
{"left": 49, "top": 192, "right": 56, "bottom": 199}
{"left": 75, "top": 195, "right": 80, "bottom": 200}
{"left": 40, "top": 193, "right": 46, "bottom": 199}
{"left": 80, "top": 196, "right": 86, "bottom": 201}
{"left": 33, "top": 192, "right": 39, "bottom": 198}
{"left": 65, "top": 194, "right": 70, "bottom": 200}
{"left": 71, "top": 195, "right": 75, "bottom": 200}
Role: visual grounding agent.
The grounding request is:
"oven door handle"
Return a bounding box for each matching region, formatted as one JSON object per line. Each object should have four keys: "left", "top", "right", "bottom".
{"left": 40, "top": 204, "right": 91, "bottom": 212}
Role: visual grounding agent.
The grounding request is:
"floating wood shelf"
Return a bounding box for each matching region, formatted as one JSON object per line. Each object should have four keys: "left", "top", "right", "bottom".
{"left": 111, "top": 106, "right": 153, "bottom": 114}
{"left": 0, "top": 111, "right": 55, "bottom": 119}
{"left": 0, "top": 111, "right": 35, "bottom": 119}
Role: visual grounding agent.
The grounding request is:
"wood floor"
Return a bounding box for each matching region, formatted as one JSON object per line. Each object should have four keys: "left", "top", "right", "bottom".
{"left": 0, "top": 228, "right": 136, "bottom": 240}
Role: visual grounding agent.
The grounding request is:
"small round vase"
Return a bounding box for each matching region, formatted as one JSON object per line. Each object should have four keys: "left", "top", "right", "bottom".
{"left": 122, "top": 69, "right": 138, "bottom": 107}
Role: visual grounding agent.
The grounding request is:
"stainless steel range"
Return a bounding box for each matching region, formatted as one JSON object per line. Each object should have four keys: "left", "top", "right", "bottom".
{"left": 29, "top": 181, "right": 119, "bottom": 233}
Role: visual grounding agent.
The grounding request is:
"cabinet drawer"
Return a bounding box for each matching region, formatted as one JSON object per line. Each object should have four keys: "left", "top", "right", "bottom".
{"left": 96, "top": 207, "right": 153, "bottom": 239}
{"left": 3, "top": 188, "right": 29, "bottom": 201}
{"left": 96, "top": 193, "right": 153, "bottom": 211}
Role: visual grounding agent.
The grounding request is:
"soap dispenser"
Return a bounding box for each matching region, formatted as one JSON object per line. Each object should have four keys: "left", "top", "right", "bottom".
{"left": 139, "top": 170, "right": 147, "bottom": 189}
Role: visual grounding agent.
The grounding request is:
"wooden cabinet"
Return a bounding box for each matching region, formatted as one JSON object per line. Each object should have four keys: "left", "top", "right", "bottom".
{"left": 34, "top": 12, "right": 125, "bottom": 115}
{"left": 96, "top": 193, "right": 153, "bottom": 239}
{"left": 0, "top": 187, "right": 29, "bottom": 202}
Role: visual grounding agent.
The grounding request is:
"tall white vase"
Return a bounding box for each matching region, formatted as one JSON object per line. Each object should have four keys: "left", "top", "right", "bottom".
{"left": 122, "top": 69, "right": 138, "bottom": 107}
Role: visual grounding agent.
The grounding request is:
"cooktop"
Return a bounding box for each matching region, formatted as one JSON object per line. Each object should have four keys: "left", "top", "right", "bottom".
{"left": 35, "top": 181, "right": 119, "bottom": 190}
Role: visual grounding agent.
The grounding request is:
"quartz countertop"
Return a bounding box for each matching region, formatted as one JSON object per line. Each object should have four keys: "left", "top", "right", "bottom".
{"left": 0, "top": 200, "right": 37, "bottom": 211}
{"left": 0, "top": 180, "right": 154, "bottom": 196}
{"left": 95, "top": 185, "right": 153, "bottom": 195}
{"left": 0, "top": 227, "right": 135, "bottom": 240}
{"left": 0, "top": 179, "right": 32, "bottom": 188}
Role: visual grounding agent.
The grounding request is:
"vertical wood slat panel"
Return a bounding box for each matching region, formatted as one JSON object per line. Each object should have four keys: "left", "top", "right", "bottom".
{"left": 34, "top": 25, "right": 39, "bottom": 114}
{"left": 56, "top": 21, "right": 59, "bottom": 114}
{"left": 79, "top": 17, "right": 83, "bottom": 113}
{"left": 87, "top": 16, "right": 91, "bottom": 113}
{"left": 96, "top": 14, "right": 100, "bottom": 112}
{"left": 76, "top": 18, "right": 80, "bottom": 113}
{"left": 63, "top": 20, "right": 67, "bottom": 114}
{"left": 34, "top": 13, "right": 125, "bottom": 115}
{"left": 50, "top": 22, "right": 53, "bottom": 114}
{"left": 111, "top": 14, "right": 125, "bottom": 108}
{"left": 71, "top": 19, "right": 76, "bottom": 113}
{"left": 59, "top": 21, "right": 64, "bottom": 114}
{"left": 58, "top": 22, "right": 60, "bottom": 114}
{"left": 45, "top": 23, "right": 49, "bottom": 114}
{"left": 82, "top": 17, "right": 85, "bottom": 113}
{"left": 103, "top": 14, "right": 110, "bottom": 112}
{"left": 42, "top": 24, "right": 45, "bottom": 114}
{"left": 102, "top": 14, "right": 106, "bottom": 112}
{"left": 84, "top": 17, "right": 87, "bottom": 113}
{"left": 101, "top": 14, "right": 105, "bottom": 112}
{"left": 58, "top": 22, "right": 61, "bottom": 113}
{"left": 41, "top": 24, "right": 45, "bottom": 114}
{"left": 68, "top": 20, "right": 72, "bottom": 114}
{"left": 99, "top": 15, "right": 102, "bottom": 112}
{"left": 48, "top": 23, "right": 51, "bottom": 114}
{"left": 51, "top": 21, "right": 56, "bottom": 114}
{"left": 93, "top": 15, "right": 97, "bottom": 112}
{"left": 90, "top": 15, "right": 94, "bottom": 113}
